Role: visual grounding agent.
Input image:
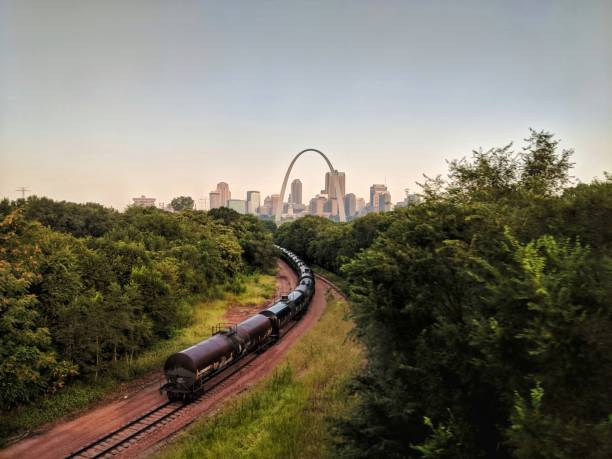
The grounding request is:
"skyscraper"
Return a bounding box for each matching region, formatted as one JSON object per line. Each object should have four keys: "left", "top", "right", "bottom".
{"left": 379, "top": 191, "right": 392, "bottom": 212}
{"left": 209, "top": 191, "right": 221, "bottom": 209}
{"left": 271, "top": 194, "right": 282, "bottom": 217}
{"left": 344, "top": 193, "right": 357, "bottom": 217}
{"left": 216, "top": 182, "right": 231, "bottom": 207}
{"left": 209, "top": 182, "right": 231, "bottom": 209}
{"left": 290, "top": 179, "right": 303, "bottom": 205}
{"left": 309, "top": 195, "right": 327, "bottom": 216}
{"left": 325, "top": 171, "right": 346, "bottom": 199}
{"left": 356, "top": 197, "right": 366, "bottom": 214}
{"left": 324, "top": 197, "right": 339, "bottom": 215}
{"left": 369, "top": 184, "right": 387, "bottom": 210}
{"left": 260, "top": 195, "right": 272, "bottom": 216}
{"left": 227, "top": 199, "right": 246, "bottom": 214}
{"left": 246, "top": 191, "right": 260, "bottom": 214}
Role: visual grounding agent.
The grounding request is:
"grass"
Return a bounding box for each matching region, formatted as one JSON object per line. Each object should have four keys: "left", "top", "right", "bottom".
{"left": 122, "top": 274, "right": 276, "bottom": 376}
{"left": 312, "top": 265, "right": 351, "bottom": 295}
{"left": 0, "top": 273, "right": 276, "bottom": 447}
{"left": 156, "top": 293, "right": 363, "bottom": 459}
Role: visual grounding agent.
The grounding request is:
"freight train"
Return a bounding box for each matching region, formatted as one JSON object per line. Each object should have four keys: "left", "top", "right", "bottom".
{"left": 161, "top": 246, "right": 315, "bottom": 401}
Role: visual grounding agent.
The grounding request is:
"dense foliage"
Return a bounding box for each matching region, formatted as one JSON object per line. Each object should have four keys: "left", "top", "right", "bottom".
{"left": 170, "top": 196, "right": 195, "bottom": 211}
{"left": 275, "top": 129, "right": 612, "bottom": 458}
{"left": 0, "top": 201, "right": 275, "bottom": 410}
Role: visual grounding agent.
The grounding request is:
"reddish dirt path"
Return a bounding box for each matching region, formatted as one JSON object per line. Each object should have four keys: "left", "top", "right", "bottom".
{"left": 222, "top": 259, "right": 293, "bottom": 325}
{"left": 1, "top": 260, "right": 336, "bottom": 459}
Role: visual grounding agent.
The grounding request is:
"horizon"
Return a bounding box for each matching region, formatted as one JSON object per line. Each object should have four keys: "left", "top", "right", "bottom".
{"left": 1, "top": 1, "right": 611, "bottom": 209}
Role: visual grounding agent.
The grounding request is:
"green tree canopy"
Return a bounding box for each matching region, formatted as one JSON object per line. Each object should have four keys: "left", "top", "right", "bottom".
{"left": 0, "top": 197, "right": 276, "bottom": 410}
{"left": 275, "top": 129, "right": 612, "bottom": 458}
{"left": 170, "top": 196, "right": 194, "bottom": 211}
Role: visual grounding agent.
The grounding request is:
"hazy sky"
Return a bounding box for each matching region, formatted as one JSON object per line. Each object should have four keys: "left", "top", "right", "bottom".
{"left": 1, "top": 0, "right": 611, "bottom": 209}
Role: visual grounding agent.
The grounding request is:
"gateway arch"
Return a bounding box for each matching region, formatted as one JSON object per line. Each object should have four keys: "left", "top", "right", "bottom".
{"left": 276, "top": 149, "right": 346, "bottom": 224}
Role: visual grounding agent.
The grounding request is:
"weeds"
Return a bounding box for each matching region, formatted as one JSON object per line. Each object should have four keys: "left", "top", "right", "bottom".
{"left": 157, "top": 294, "right": 362, "bottom": 459}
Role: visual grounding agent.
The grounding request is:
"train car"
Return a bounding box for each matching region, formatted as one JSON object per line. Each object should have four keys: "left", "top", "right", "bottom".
{"left": 162, "top": 246, "right": 315, "bottom": 401}
{"left": 163, "top": 332, "right": 238, "bottom": 401}
{"left": 235, "top": 314, "right": 273, "bottom": 353}
{"left": 259, "top": 300, "right": 292, "bottom": 340}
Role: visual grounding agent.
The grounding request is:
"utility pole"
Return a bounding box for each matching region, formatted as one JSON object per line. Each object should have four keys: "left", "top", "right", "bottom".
{"left": 16, "top": 187, "right": 30, "bottom": 199}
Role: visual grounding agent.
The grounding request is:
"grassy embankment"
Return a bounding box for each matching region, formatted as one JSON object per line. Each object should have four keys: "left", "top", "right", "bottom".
{"left": 0, "top": 274, "right": 276, "bottom": 447}
{"left": 312, "top": 265, "right": 350, "bottom": 294}
{"left": 157, "top": 293, "right": 362, "bottom": 459}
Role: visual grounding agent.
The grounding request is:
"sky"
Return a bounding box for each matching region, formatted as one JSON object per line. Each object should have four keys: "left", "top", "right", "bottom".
{"left": 1, "top": 0, "right": 611, "bottom": 210}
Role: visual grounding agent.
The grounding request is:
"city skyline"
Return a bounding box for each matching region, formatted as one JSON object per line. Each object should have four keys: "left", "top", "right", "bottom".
{"left": 133, "top": 168, "right": 398, "bottom": 220}
{"left": 1, "top": 1, "right": 611, "bottom": 210}
{"left": 203, "top": 171, "right": 376, "bottom": 217}
{"left": 4, "top": 147, "right": 403, "bottom": 212}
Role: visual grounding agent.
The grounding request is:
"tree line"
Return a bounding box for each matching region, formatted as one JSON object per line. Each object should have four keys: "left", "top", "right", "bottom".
{"left": 0, "top": 200, "right": 275, "bottom": 410}
{"left": 275, "top": 129, "right": 612, "bottom": 458}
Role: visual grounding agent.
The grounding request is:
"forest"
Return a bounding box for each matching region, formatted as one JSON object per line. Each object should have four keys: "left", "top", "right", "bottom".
{"left": 275, "top": 130, "right": 612, "bottom": 458}
{"left": 0, "top": 200, "right": 275, "bottom": 411}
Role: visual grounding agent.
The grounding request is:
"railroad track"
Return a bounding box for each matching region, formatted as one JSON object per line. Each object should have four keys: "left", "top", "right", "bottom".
{"left": 65, "top": 316, "right": 305, "bottom": 458}
{"left": 66, "top": 355, "right": 258, "bottom": 459}
{"left": 314, "top": 273, "right": 347, "bottom": 301}
{"left": 66, "top": 400, "right": 184, "bottom": 458}
{"left": 66, "top": 275, "right": 341, "bottom": 458}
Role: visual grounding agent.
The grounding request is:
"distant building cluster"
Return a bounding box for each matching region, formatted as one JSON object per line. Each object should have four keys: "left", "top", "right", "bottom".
{"left": 131, "top": 171, "right": 422, "bottom": 222}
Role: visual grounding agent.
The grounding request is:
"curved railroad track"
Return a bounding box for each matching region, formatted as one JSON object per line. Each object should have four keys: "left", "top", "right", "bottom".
{"left": 65, "top": 298, "right": 314, "bottom": 459}
{"left": 2, "top": 263, "right": 343, "bottom": 459}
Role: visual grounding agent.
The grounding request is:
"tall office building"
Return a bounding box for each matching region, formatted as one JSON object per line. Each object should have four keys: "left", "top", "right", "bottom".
{"left": 309, "top": 195, "right": 327, "bottom": 216}
{"left": 329, "top": 198, "right": 339, "bottom": 216}
{"left": 290, "top": 179, "right": 303, "bottom": 205}
{"left": 209, "top": 191, "right": 222, "bottom": 209}
{"left": 271, "top": 194, "right": 282, "bottom": 217}
{"left": 132, "top": 195, "right": 156, "bottom": 207}
{"left": 216, "top": 182, "right": 231, "bottom": 207}
{"left": 356, "top": 197, "right": 366, "bottom": 214}
{"left": 228, "top": 199, "right": 246, "bottom": 214}
{"left": 325, "top": 171, "right": 346, "bottom": 199}
{"left": 374, "top": 190, "right": 392, "bottom": 212}
{"left": 369, "top": 184, "right": 387, "bottom": 210}
{"left": 246, "top": 191, "right": 261, "bottom": 214}
{"left": 259, "top": 195, "right": 272, "bottom": 216}
{"left": 344, "top": 193, "right": 357, "bottom": 217}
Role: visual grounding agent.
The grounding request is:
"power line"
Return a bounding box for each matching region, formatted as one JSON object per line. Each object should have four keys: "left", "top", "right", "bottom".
{"left": 16, "top": 187, "right": 30, "bottom": 199}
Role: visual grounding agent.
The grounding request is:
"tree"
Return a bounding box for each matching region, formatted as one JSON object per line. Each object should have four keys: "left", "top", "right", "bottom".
{"left": 0, "top": 195, "right": 277, "bottom": 414}
{"left": 520, "top": 128, "right": 574, "bottom": 196}
{"left": 447, "top": 143, "right": 518, "bottom": 202}
{"left": 0, "top": 211, "right": 77, "bottom": 408}
{"left": 21, "top": 196, "right": 118, "bottom": 237}
{"left": 208, "top": 206, "right": 241, "bottom": 224}
{"left": 334, "top": 204, "right": 612, "bottom": 458}
{"left": 170, "top": 196, "right": 194, "bottom": 211}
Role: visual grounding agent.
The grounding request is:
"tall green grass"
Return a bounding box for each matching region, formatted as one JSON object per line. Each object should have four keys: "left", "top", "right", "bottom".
{"left": 157, "top": 294, "right": 363, "bottom": 459}
{"left": 119, "top": 274, "right": 276, "bottom": 376}
{"left": 0, "top": 273, "right": 276, "bottom": 447}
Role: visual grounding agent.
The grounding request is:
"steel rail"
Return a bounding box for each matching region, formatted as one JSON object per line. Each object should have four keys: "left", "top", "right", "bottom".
{"left": 66, "top": 271, "right": 339, "bottom": 458}
{"left": 65, "top": 315, "right": 305, "bottom": 458}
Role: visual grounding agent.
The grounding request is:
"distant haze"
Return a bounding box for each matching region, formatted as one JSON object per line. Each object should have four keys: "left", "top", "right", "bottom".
{"left": 1, "top": 0, "right": 611, "bottom": 209}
